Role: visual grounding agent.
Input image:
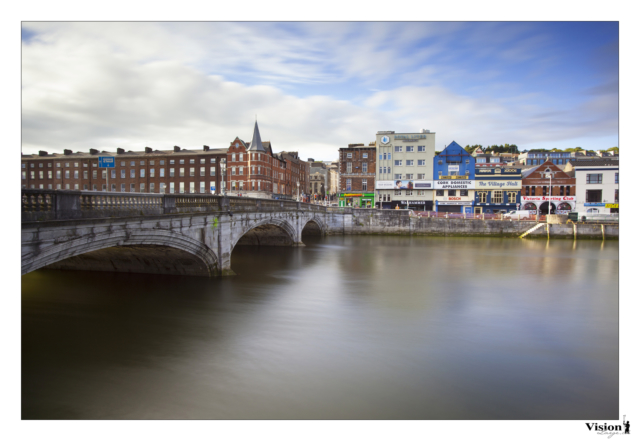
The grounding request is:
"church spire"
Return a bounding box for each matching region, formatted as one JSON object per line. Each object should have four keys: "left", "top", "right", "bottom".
{"left": 248, "top": 119, "right": 265, "bottom": 152}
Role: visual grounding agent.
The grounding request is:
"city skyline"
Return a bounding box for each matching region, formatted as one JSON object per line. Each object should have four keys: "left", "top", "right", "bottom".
{"left": 21, "top": 22, "right": 618, "bottom": 161}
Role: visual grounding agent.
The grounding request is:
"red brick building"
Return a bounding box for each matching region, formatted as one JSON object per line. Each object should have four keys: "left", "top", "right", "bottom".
{"left": 521, "top": 160, "right": 576, "bottom": 212}
{"left": 21, "top": 122, "right": 308, "bottom": 200}
{"left": 338, "top": 143, "right": 376, "bottom": 193}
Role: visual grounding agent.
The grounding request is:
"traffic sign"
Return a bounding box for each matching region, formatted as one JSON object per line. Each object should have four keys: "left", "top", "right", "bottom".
{"left": 99, "top": 157, "right": 115, "bottom": 168}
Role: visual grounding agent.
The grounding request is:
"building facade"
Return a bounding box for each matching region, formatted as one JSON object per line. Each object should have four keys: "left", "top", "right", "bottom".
{"left": 338, "top": 143, "right": 376, "bottom": 208}
{"left": 473, "top": 166, "right": 522, "bottom": 214}
{"left": 521, "top": 160, "right": 576, "bottom": 214}
{"left": 375, "top": 130, "right": 436, "bottom": 210}
{"left": 433, "top": 141, "right": 475, "bottom": 213}
{"left": 568, "top": 158, "right": 619, "bottom": 214}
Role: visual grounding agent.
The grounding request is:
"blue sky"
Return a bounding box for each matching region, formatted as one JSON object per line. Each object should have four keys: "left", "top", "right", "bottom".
{"left": 21, "top": 22, "right": 619, "bottom": 160}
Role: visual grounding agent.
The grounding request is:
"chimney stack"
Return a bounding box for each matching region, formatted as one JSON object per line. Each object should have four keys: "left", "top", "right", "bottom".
{"left": 203, "top": 145, "right": 210, "bottom": 151}
{"left": 174, "top": 146, "right": 180, "bottom": 152}
{"left": 117, "top": 148, "right": 124, "bottom": 154}
{"left": 38, "top": 151, "right": 48, "bottom": 156}
{"left": 63, "top": 149, "right": 72, "bottom": 155}
{"left": 89, "top": 149, "right": 99, "bottom": 155}
{"left": 145, "top": 147, "right": 152, "bottom": 153}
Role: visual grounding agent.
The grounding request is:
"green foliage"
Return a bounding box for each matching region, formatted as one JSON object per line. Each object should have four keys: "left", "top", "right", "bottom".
{"left": 607, "top": 146, "right": 619, "bottom": 152}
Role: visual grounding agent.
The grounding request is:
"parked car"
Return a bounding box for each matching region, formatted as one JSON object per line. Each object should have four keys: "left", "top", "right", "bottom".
{"left": 504, "top": 210, "right": 533, "bottom": 219}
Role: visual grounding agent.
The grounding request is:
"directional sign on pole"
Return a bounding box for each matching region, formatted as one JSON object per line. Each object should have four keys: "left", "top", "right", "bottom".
{"left": 98, "top": 157, "right": 115, "bottom": 168}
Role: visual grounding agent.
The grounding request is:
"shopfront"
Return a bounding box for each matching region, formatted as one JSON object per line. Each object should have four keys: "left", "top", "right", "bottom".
{"left": 339, "top": 192, "right": 375, "bottom": 208}
{"left": 434, "top": 179, "right": 475, "bottom": 213}
{"left": 436, "top": 201, "right": 474, "bottom": 213}
{"left": 473, "top": 170, "right": 522, "bottom": 214}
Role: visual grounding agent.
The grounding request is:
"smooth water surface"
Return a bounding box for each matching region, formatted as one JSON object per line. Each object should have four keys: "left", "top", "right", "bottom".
{"left": 22, "top": 236, "right": 618, "bottom": 419}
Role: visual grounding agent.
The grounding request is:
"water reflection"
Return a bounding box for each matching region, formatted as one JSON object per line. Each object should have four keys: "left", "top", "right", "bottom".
{"left": 22, "top": 236, "right": 618, "bottom": 419}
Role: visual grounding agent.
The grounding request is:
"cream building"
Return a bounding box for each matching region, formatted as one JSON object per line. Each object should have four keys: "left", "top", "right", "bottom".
{"left": 375, "top": 130, "right": 436, "bottom": 210}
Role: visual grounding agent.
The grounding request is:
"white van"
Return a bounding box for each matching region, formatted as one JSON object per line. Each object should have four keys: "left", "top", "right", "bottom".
{"left": 504, "top": 210, "right": 534, "bottom": 220}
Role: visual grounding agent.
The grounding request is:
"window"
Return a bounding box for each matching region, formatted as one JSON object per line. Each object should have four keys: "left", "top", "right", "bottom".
{"left": 200, "top": 167, "right": 205, "bottom": 176}
{"left": 111, "top": 184, "right": 116, "bottom": 192}
{"left": 200, "top": 182, "right": 205, "bottom": 193}
{"left": 418, "top": 160, "right": 425, "bottom": 166}
{"left": 417, "top": 190, "right": 425, "bottom": 196}
{"left": 363, "top": 153, "right": 368, "bottom": 158}
{"left": 111, "top": 170, "right": 116, "bottom": 179}
{"left": 379, "top": 167, "right": 383, "bottom": 174}
{"left": 150, "top": 183, "right": 155, "bottom": 193}
{"left": 21, "top": 171, "right": 26, "bottom": 180}
{"left": 615, "top": 189, "right": 618, "bottom": 202}
{"left": 180, "top": 168, "right": 185, "bottom": 177}
{"left": 160, "top": 183, "right": 166, "bottom": 193}
{"left": 438, "top": 171, "right": 442, "bottom": 177}
{"left": 73, "top": 170, "right": 78, "bottom": 179}
{"left": 438, "top": 160, "right": 443, "bottom": 165}
{"left": 140, "top": 169, "right": 146, "bottom": 178}
{"left": 492, "top": 191, "right": 503, "bottom": 203}
{"left": 362, "top": 180, "right": 368, "bottom": 191}
{"left": 346, "top": 179, "right": 352, "bottom": 191}
{"left": 83, "top": 171, "right": 88, "bottom": 179}
{"left": 179, "top": 160, "right": 184, "bottom": 164}
{"left": 232, "top": 167, "right": 236, "bottom": 176}
{"left": 394, "top": 160, "right": 402, "bottom": 166}
{"left": 417, "top": 173, "right": 425, "bottom": 179}
{"left": 406, "top": 190, "right": 412, "bottom": 196}
{"left": 22, "top": 163, "right": 26, "bottom": 169}
{"left": 478, "top": 192, "right": 488, "bottom": 203}
{"left": 565, "top": 186, "right": 570, "bottom": 196}
{"left": 362, "top": 163, "right": 368, "bottom": 173}
{"left": 395, "top": 146, "right": 402, "bottom": 152}
{"left": 406, "top": 146, "right": 414, "bottom": 152}
{"left": 347, "top": 163, "right": 352, "bottom": 173}
{"left": 190, "top": 159, "right": 195, "bottom": 164}
{"left": 160, "top": 160, "right": 165, "bottom": 165}
{"left": 130, "top": 161, "right": 135, "bottom": 166}
{"left": 140, "top": 160, "right": 145, "bottom": 165}
{"left": 436, "top": 190, "right": 444, "bottom": 196}
{"left": 586, "top": 173, "right": 602, "bottom": 184}
{"left": 169, "top": 182, "right": 175, "bottom": 193}
{"left": 180, "top": 182, "right": 185, "bottom": 193}
{"left": 170, "top": 160, "right": 175, "bottom": 165}
{"left": 615, "top": 173, "right": 618, "bottom": 184}
{"left": 239, "top": 167, "right": 243, "bottom": 175}
{"left": 200, "top": 159, "right": 205, "bottom": 164}
{"left": 406, "top": 174, "right": 413, "bottom": 179}
{"left": 346, "top": 153, "right": 352, "bottom": 158}
{"left": 525, "top": 186, "right": 530, "bottom": 196}
{"left": 395, "top": 189, "right": 402, "bottom": 195}
{"left": 460, "top": 190, "right": 468, "bottom": 197}
{"left": 170, "top": 168, "right": 175, "bottom": 177}
{"left": 140, "top": 183, "right": 145, "bottom": 192}
{"left": 508, "top": 192, "right": 517, "bottom": 203}
{"left": 121, "top": 184, "right": 125, "bottom": 192}
{"left": 239, "top": 154, "right": 243, "bottom": 161}
{"left": 64, "top": 170, "right": 69, "bottom": 179}
{"left": 466, "top": 159, "right": 470, "bottom": 164}
{"left": 189, "top": 167, "right": 195, "bottom": 176}
{"left": 160, "top": 168, "right": 165, "bottom": 177}
{"left": 150, "top": 168, "right": 155, "bottom": 178}
{"left": 74, "top": 162, "right": 79, "bottom": 168}
{"left": 394, "top": 174, "right": 402, "bottom": 179}
{"left": 39, "top": 171, "right": 44, "bottom": 179}
{"left": 56, "top": 170, "right": 61, "bottom": 179}
{"left": 448, "top": 190, "right": 456, "bottom": 196}
{"left": 211, "top": 158, "right": 216, "bottom": 163}
{"left": 150, "top": 161, "right": 155, "bottom": 165}
{"left": 210, "top": 167, "right": 215, "bottom": 176}
{"left": 189, "top": 182, "right": 195, "bottom": 193}
{"left": 418, "top": 146, "right": 425, "bottom": 152}
{"left": 130, "top": 184, "right": 135, "bottom": 192}
{"left": 120, "top": 170, "right": 125, "bottom": 178}
{"left": 100, "top": 184, "right": 105, "bottom": 191}
{"left": 560, "top": 186, "right": 564, "bottom": 196}
{"left": 130, "top": 169, "right": 135, "bottom": 178}
{"left": 585, "top": 189, "right": 602, "bottom": 203}
{"left": 232, "top": 153, "right": 236, "bottom": 161}
{"left": 406, "top": 160, "right": 414, "bottom": 166}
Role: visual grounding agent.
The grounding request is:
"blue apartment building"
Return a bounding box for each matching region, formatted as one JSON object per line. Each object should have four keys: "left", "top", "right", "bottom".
{"left": 433, "top": 142, "right": 476, "bottom": 213}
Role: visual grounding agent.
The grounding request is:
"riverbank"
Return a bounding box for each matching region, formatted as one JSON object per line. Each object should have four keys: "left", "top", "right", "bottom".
{"left": 324, "top": 209, "right": 618, "bottom": 239}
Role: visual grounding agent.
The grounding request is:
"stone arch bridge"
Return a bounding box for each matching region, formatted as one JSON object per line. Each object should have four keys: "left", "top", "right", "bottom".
{"left": 21, "top": 190, "right": 337, "bottom": 277}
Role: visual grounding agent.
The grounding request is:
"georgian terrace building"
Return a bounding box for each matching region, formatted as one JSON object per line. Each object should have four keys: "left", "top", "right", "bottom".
{"left": 338, "top": 143, "right": 377, "bottom": 208}
{"left": 520, "top": 160, "right": 576, "bottom": 214}
{"left": 21, "top": 122, "right": 309, "bottom": 201}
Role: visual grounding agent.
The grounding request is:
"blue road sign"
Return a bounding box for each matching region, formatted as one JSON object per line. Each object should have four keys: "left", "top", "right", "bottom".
{"left": 99, "top": 156, "right": 115, "bottom": 168}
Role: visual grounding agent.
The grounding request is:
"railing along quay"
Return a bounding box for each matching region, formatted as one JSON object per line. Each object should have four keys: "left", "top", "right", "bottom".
{"left": 21, "top": 189, "right": 329, "bottom": 222}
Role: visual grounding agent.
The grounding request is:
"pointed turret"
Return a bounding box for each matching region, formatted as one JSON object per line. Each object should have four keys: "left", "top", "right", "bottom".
{"left": 248, "top": 120, "right": 266, "bottom": 152}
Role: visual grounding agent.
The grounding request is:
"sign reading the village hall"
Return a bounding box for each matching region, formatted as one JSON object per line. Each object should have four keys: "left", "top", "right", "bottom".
{"left": 476, "top": 180, "right": 522, "bottom": 189}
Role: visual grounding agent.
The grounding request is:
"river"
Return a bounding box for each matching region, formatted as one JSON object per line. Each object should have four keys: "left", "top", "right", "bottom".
{"left": 21, "top": 236, "right": 619, "bottom": 419}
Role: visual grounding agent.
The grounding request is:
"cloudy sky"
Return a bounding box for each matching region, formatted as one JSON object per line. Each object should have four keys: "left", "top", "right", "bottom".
{"left": 21, "top": 22, "right": 619, "bottom": 160}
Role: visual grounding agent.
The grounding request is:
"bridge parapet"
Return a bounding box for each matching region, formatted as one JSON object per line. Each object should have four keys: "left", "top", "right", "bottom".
{"left": 21, "top": 189, "right": 328, "bottom": 222}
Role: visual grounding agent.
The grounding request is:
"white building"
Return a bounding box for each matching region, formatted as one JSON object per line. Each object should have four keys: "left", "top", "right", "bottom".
{"left": 375, "top": 130, "right": 436, "bottom": 210}
{"left": 567, "top": 158, "right": 619, "bottom": 214}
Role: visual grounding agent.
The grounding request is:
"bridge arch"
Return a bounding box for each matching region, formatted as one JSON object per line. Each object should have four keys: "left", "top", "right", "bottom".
{"left": 22, "top": 229, "right": 219, "bottom": 277}
{"left": 231, "top": 218, "right": 298, "bottom": 251}
{"left": 301, "top": 216, "right": 326, "bottom": 236}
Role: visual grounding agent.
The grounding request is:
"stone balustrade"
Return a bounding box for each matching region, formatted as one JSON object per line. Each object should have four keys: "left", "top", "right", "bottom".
{"left": 21, "top": 189, "right": 328, "bottom": 222}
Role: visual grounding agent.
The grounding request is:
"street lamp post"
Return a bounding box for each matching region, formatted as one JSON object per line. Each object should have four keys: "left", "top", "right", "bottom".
{"left": 297, "top": 181, "right": 300, "bottom": 202}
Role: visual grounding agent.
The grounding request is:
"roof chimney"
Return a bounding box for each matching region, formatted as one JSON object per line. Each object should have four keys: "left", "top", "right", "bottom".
{"left": 174, "top": 146, "right": 180, "bottom": 152}
{"left": 117, "top": 148, "right": 124, "bottom": 154}
{"left": 145, "top": 147, "right": 152, "bottom": 153}
{"left": 63, "top": 149, "right": 72, "bottom": 155}
{"left": 89, "top": 148, "right": 99, "bottom": 155}
{"left": 203, "top": 145, "right": 210, "bottom": 151}
{"left": 38, "top": 151, "right": 48, "bottom": 156}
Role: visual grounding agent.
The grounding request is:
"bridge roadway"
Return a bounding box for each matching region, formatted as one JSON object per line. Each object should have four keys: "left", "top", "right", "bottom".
{"left": 21, "top": 190, "right": 340, "bottom": 277}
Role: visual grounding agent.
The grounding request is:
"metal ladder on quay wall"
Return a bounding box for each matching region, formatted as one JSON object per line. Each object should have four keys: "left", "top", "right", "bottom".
{"left": 519, "top": 223, "right": 547, "bottom": 239}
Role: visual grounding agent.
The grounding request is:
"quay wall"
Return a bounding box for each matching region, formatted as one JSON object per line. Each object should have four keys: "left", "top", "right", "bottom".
{"left": 323, "top": 210, "right": 618, "bottom": 239}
